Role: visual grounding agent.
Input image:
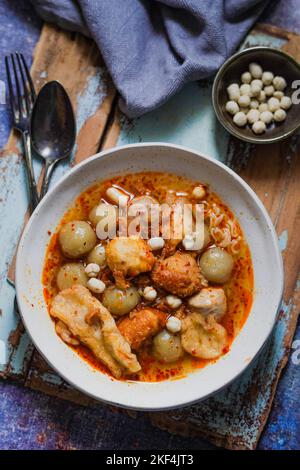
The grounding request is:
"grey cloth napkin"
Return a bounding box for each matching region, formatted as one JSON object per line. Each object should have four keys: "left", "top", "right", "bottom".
{"left": 31, "top": 0, "right": 270, "bottom": 117}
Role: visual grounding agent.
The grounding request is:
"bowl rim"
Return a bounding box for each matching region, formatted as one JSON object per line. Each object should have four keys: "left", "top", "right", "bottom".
{"left": 15, "top": 142, "right": 284, "bottom": 410}
{"left": 212, "top": 45, "right": 300, "bottom": 144}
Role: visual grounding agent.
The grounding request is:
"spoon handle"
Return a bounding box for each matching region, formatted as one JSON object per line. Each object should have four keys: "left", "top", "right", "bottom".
{"left": 40, "top": 159, "right": 58, "bottom": 200}
{"left": 22, "top": 131, "right": 40, "bottom": 210}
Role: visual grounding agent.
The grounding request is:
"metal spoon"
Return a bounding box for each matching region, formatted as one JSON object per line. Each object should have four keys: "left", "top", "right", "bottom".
{"left": 30, "top": 80, "right": 76, "bottom": 200}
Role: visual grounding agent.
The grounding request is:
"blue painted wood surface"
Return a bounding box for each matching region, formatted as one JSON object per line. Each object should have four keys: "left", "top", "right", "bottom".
{"left": 0, "top": 0, "right": 299, "bottom": 450}
{"left": 0, "top": 1, "right": 42, "bottom": 375}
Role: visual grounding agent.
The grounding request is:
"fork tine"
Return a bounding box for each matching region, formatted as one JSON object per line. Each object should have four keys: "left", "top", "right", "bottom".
{"left": 11, "top": 53, "right": 23, "bottom": 116}
{"left": 16, "top": 52, "right": 30, "bottom": 114}
{"left": 5, "top": 55, "right": 16, "bottom": 116}
{"left": 19, "top": 52, "right": 36, "bottom": 102}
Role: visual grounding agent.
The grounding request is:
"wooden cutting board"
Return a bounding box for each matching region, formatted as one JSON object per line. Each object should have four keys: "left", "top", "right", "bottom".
{"left": 0, "top": 22, "right": 299, "bottom": 450}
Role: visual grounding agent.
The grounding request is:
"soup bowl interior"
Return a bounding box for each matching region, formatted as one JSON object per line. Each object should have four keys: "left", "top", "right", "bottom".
{"left": 16, "top": 143, "right": 283, "bottom": 410}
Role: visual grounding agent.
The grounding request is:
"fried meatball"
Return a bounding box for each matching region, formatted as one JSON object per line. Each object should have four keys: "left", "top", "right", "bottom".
{"left": 151, "top": 252, "right": 204, "bottom": 298}
{"left": 106, "top": 236, "right": 155, "bottom": 288}
{"left": 117, "top": 307, "right": 167, "bottom": 350}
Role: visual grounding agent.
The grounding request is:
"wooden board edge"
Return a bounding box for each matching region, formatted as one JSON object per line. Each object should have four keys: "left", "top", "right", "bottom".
{"left": 255, "top": 22, "right": 297, "bottom": 40}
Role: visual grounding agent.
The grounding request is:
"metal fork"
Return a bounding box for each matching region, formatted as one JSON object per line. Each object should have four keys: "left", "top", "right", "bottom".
{"left": 5, "top": 52, "right": 39, "bottom": 210}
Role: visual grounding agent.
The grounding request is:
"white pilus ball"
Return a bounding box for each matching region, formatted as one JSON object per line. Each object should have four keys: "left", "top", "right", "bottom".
{"left": 274, "top": 108, "right": 287, "bottom": 122}
{"left": 247, "top": 109, "right": 260, "bottom": 124}
{"left": 241, "top": 71, "right": 252, "bottom": 84}
{"left": 166, "top": 295, "right": 182, "bottom": 309}
{"left": 182, "top": 234, "right": 196, "bottom": 251}
{"left": 250, "top": 99, "right": 259, "bottom": 109}
{"left": 264, "top": 85, "right": 275, "bottom": 97}
{"left": 233, "top": 111, "right": 247, "bottom": 127}
{"left": 249, "top": 62, "right": 263, "bottom": 79}
{"left": 238, "top": 95, "right": 250, "bottom": 108}
{"left": 251, "top": 79, "right": 263, "bottom": 89}
{"left": 227, "top": 83, "right": 240, "bottom": 101}
{"left": 262, "top": 71, "right": 274, "bottom": 85}
{"left": 260, "top": 110, "right": 273, "bottom": 124}
{"left": 273, "top": 76, "right": 287, "bottom": 91}
{"left": 268, "top": 97, "right": 280, "bottom": 112}
{"left": 142, "top": 286, "right": 157, "bottom": 301}
{"left": 273, "top": 91, "right": 284, "bottom": 99}
{"left": 87, "top": 278, "right": 106, "bottom": 294}
{"left": 258, "top": 90, "right": 266, "bottom": 102}
{"left": 148, "top": 237, "right": 165, "bottom": 250}
{"left": 106, "top": 187, "right": 129, "bottom": 205}
{"left": 225, "top": 100, "right": 239, "bottom": 115}
{"left": 192, "top": 185, "right": 206, "bottom": 199}
{"left": 85, "top": 263, "right": 101, "bottom": 278}
{"left": 252, "top": 120, "right": 266, "bottom": 134}
{"left": 259, "top": 103, "right": 269, "bottom": 113}
{"left": 240, "top": 83, "right": 251, "bottom": 96}
{"left": 280, "top": 96, "right": 292, "bottom": 110}
{"left": 166, "top": 316, "right": 182, "bottom": 334}
{"left": 251, "top": 82, "right": 261, "bottom": 97}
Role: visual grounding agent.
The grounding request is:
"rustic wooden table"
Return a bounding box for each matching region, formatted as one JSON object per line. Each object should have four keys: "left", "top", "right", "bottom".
{"left": 0, "top": 0, "right": 299, "bottom": 450}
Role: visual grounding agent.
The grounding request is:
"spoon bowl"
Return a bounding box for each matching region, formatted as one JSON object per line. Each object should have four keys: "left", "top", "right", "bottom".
{"left": 31, "top": 80, "right": 76, "bottom": 198}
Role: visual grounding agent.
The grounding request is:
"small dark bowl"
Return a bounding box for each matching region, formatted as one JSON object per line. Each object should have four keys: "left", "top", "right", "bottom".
{"left": 212, "top": 46, "right": 300, "bottom": 144}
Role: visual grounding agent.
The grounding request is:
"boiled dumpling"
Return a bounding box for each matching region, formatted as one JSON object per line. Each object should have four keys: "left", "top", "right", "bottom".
{"left": 198, "top": 247, "right": 234, "bottom": 283}
{"left": 56, "top": 263, "right": 88, "bottom": 290}
{"left": 102, "top": 286, "right": 141, "bottom": 316}
{"left": 59, "top": 221, "right": 96, "bottom": 258}
{"left": 152, "top": 330, "right": 183, "bottom": 363}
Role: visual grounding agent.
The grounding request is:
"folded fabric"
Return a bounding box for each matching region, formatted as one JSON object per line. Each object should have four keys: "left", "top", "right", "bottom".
{"left": 30, "top": 0, "right": 270, "bottom": 117}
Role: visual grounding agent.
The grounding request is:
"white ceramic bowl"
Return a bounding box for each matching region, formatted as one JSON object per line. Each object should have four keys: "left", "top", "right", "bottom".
{"left": 16, "top": 143, "right": 284, "bottom": 410}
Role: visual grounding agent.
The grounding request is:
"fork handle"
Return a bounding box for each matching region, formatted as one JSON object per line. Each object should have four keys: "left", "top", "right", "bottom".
{"left": 22, "top": 131, "right": 39, "bottom": 211}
